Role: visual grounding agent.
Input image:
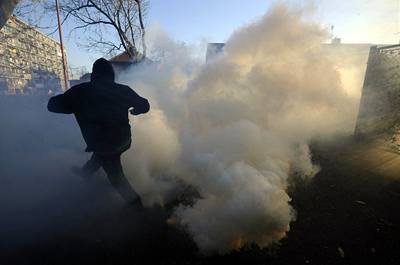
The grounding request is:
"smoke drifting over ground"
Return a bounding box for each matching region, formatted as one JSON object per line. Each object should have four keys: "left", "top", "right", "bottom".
{"left": 119, "top": 5, "right": 362, "bottom": 254}
{"left": 0, "top": 4, "right": 367, "bottom": 258}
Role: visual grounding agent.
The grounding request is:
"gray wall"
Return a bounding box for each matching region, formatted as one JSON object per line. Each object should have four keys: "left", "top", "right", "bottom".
{"left": 355, "top": 44, "right": 400, "bottom": 143}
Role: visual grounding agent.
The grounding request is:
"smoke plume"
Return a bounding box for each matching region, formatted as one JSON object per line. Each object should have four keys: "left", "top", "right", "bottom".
{"left": 118, "top": 4, "right": 362, "bottom": 254}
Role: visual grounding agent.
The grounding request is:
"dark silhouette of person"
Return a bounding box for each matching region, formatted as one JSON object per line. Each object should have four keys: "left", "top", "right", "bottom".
{"left": 47, "top": 58, "right": 150, "bottom": 207}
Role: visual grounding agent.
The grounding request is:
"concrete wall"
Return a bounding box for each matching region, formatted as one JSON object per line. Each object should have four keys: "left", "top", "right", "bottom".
{"left": 355, "top": 44, "right": 400, "bottom": 143}
{"left": 0, "top": 16, "right": 66, "bottom": 95}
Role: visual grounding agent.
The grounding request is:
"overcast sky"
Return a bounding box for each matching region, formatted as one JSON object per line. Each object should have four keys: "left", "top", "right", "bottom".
{"left": 53, "top": 0, "right": 399, "bottom": 71}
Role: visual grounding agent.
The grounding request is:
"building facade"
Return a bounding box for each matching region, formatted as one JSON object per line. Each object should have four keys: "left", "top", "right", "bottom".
{"left": 206, "top": 43, "right": 225, "bottom": 63}
{"left": 0, "top": 16, "right": 67, "bottom": 95}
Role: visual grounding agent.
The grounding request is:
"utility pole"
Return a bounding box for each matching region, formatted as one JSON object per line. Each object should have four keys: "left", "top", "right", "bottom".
{"left": 55, "top": 0, "right": 69, "bottom": 90}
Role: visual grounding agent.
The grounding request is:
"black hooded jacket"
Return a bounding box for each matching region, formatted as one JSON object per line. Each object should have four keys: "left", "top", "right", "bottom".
{"left": 48, "top": 58, "right": 150, "bottom": 153}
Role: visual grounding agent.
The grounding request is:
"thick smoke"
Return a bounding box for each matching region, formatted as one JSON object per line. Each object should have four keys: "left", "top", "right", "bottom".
{"left": 118, "top": 5, "right": 361, "bottom": 254}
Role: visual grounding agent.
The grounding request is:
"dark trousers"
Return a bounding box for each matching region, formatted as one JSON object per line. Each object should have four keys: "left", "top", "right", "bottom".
{"left": 82, "top": 152, "right": 141, "bottom": 204}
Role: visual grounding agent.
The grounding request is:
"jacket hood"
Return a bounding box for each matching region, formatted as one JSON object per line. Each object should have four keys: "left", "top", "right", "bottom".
{"left": 91, "top": 58, "right": 115, "bottom": 83}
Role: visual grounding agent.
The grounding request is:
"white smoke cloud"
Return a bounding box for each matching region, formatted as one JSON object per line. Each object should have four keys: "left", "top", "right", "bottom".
{"left": 118, "top": 4, "right": 364, "bottom": 254}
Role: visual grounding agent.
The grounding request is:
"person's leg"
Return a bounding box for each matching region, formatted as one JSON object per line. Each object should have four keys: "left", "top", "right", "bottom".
{"left": 100, "top": 153, "right": 142, "bottom": 206}
{"left": 82, "top": 153, "right": 102, "bottom": 174}
{"left": 72, "top": 153, "right": 101, "bottom": 178}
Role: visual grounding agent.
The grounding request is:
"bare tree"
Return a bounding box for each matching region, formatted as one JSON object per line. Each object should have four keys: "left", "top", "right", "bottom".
{"left": 60, "top": 0, "right": 148, "bottom": 60}
{"left": 14, "top": 0, "right": 148, "bottom": 61}
{"left": 134, "top": 0, "right": 146, "bottom": 57}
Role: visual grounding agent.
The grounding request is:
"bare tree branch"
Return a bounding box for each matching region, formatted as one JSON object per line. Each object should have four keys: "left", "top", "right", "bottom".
{"left": 134, "top": 0, "right": 146, "bottom": 57}
{"left": 15, "top": 0, "right": 148, "bottom": 61}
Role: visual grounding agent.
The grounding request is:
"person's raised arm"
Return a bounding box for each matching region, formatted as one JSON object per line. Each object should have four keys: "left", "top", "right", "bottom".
{"left": 47, "top": 88, "right": 76, "bottom": 114}
{"left": 127, "top": 87, "right": 150, "bottom": 115}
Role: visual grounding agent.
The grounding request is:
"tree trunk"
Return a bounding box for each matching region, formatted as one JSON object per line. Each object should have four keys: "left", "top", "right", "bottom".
{"left": 135, "top": 0, "right": 146, "bottom": 58}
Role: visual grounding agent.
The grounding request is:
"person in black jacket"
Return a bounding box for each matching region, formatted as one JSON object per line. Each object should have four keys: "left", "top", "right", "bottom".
{"left": 48, "top": 58, "right": 150, "bottom": 207}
